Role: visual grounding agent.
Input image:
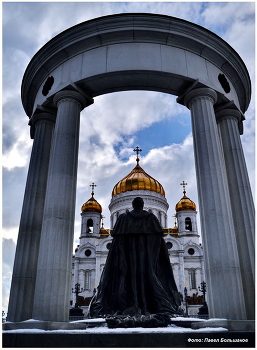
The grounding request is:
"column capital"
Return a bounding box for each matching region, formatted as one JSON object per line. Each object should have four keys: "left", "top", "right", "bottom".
{"left": 215, "top": 108, "right": 241, "bottom": 122}
{"left": 29, "top": 112, "right": 56, "bottom": 126}
{"left": 53, "top": 90, "right": 89, "bottom": 111}
{"left": 29, "top": 112, "right": 56, "bottom": 139}
{"left": 184, "top": 87, "right": 218, "bottom": 109}
{"left": 215, "top": 108, "right": 243, "bottom": 134}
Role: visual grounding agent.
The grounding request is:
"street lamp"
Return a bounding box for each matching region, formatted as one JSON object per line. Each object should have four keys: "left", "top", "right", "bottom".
{"left": 198, "top": 281, "right": 208, "bottom": 317}
{"left": 72, "top": 283, "right": 83, "bottom": 308}
{"left": 184, "top": 287, "right": 188, "bottom": 316}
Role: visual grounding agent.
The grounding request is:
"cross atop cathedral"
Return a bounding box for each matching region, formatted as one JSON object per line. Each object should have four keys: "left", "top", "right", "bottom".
{"left": 90, "top": 182, "right": 97, "bottom": 196}
{"left": 180, "top": 181, "right": 187, "bottom": 195}
{"left": 133, "top": 146, "right": 142, "bottom": 165}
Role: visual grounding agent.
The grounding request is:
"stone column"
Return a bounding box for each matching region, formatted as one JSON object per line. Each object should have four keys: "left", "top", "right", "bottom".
{"left": 32, "top": 90, "right": 88, "bottom": 322}
{"left": 183, "top": 87, "right": 246, "bottom": 319}
{"left": 178, "top": 250, "right": 185, "bottom": 296}
{"left": 7, "top": 112, "right": 56, "bottom": 322}
{"left": 216, "top": 108, "right": 255, "bottom": 319}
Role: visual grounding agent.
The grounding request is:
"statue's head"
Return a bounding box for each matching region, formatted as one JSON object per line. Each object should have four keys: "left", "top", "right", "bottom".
{"left": 132, "top": 197, "right": 144, "bottom": 210}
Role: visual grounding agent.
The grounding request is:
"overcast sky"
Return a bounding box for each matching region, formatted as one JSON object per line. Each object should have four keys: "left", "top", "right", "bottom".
{"left": 2, "top": 1, "right": 255, "bottom": 314}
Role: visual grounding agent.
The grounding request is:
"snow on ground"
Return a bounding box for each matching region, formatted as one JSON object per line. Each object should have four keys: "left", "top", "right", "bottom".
{"left": 3, "top": 326, "right": 228, "bottom": 334}
{"left": 3, "top": 318, "right": 228, "bottom": 333}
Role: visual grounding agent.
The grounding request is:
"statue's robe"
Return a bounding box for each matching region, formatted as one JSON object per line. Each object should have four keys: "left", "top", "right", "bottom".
{"left": 88, "top": 209, "right": 181, "bottom": 318}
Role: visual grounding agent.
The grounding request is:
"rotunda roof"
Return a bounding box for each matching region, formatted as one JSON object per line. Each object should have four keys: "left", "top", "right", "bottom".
{"left": 112, "top": 151, "right": 165, "bottom": 198}
{"left": 175, "top": 181, "right": 196, "bottom": 212}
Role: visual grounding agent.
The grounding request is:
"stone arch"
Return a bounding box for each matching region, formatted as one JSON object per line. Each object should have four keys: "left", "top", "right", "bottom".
{"left": 22, "top": 13, "right": 250, "bottom": 118}
{"left": 8, "top": 13, "right": 254, "bottom": 324}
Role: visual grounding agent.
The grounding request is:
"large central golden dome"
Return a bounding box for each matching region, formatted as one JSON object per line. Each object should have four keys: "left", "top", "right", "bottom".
{"left": 112, "top": 161, "right": 165, "bottom": 198}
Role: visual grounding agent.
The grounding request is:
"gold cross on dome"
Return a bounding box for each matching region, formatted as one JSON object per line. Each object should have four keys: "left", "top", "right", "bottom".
{"left": 180, "top": 181, "right": 187, "bottom": 195}
{"left": 90, "top": 182, "right": 97, "bottom": 196}
{"left": 133, "top": 146, "right": 142, "bottom": 165}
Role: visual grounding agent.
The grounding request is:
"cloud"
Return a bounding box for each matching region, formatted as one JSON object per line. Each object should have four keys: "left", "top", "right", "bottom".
{"left": 2, "top": 239, "right": 16, "bottom": 312}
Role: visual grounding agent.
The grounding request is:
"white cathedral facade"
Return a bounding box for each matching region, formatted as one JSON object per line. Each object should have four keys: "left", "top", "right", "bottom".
{"left": 71, "top": 152, "right": 206, "bottom": 316}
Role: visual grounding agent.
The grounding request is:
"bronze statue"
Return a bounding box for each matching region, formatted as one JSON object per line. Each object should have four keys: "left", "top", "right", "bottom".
{"left": 88, "top": 197, "right": 181, "bottom": 327}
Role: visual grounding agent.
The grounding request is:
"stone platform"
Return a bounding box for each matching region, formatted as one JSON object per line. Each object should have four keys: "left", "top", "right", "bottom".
{"left": 3, "top": 331, "right": 255, "bottom": 348}
{"left": 3, "top": 319, "right": 255, "bottom": 348}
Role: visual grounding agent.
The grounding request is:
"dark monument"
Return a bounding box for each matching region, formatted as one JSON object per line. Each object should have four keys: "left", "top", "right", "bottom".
{"left": 89, "top": 197, "right": 182, "bottom": 327}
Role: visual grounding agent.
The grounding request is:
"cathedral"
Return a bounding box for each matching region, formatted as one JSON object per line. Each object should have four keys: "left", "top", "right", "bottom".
{"left": 71, "top": 148, "right": 206, "bottom": 316}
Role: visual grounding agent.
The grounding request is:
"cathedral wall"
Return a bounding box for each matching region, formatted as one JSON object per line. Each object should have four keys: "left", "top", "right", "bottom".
{"left": 109, "top": 190, "right": 169, "bottom": 228}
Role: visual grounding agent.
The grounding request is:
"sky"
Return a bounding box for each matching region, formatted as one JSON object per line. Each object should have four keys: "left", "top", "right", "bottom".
{"left": 2, "top": 1, "right": 255, "bottom": 315}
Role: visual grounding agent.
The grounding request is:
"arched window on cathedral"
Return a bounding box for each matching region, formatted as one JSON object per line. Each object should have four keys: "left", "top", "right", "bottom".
{"left": 189, "top": 269, "right": 196, "bottom": 289}
{"left": 185, "top": 217, "right": 192, "bottom": 231}
{"left": 87, "top": 219, "right": 93, "bottom": 233}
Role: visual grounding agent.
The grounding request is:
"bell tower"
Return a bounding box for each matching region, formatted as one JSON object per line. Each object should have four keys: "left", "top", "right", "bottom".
{"left": 81, "top": 183, "right": 102, "bottom": 237}
{"left": 175, "top": 181, "right": 198, "bottom": 236}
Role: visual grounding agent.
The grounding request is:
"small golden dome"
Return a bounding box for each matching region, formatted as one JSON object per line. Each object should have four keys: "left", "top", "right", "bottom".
{"left": 112, "top": 163, "right": 165, "bottom": 197}
{"left": 81, "top": 183, "right": 102, "bottom": 213}
{"left": 99, "top": 217, "right": 109, "bottom": 236}
{"left": 99, "top": 223, "right": 110, "bottom": 236}
{"left": 81, "top": 196, "right": 102, "bottom": 213}
{"left": 175, "top": 181, "right": 196, "bottom": 212}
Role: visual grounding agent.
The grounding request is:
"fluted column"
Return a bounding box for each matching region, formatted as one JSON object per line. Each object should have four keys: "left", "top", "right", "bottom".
{"left": 32, "top": 90, "right": 88, "bottom": 322}
{"left": 7, "top": 112, "right": 56, "bottom": 322}
{"left": 216, "top": 108, "right": 255, "bottom": 319}
{"left": 183, "top": 87, "right": 246, "bottom": 319}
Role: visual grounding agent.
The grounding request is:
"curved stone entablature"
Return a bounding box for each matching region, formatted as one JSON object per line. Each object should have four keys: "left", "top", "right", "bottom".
{"left": 22, "top": 13, "right": 251, "bottom": 123}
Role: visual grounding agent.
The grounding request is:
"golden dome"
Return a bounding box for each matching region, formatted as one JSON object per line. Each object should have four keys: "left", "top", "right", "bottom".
{"left": 81, "top": 196, "right": 102, "bottom": 213}
{"left": 176, "top": 195, "right": 196, "bottom": 211}
{"left": 175, "top": 181, "right": 196, "bottom": 212}
{"left": 112, "top": 163, "right": 165, "bottom": 197}
{"left": 81, "top": 183, "right": 102, "bottom": 213}
{"left": 99, "top": 222, "right": 110, "bottom": 236}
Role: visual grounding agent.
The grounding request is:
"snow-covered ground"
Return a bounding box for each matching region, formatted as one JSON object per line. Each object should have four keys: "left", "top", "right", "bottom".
{"left": 3, "top": 317, "right": 228, "bottom": 334}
